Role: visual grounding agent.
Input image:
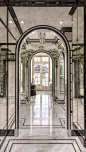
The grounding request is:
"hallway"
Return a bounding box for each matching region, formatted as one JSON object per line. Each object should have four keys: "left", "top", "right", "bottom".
{"left": 0, "top": 2, "right": 86, "bottom": 150}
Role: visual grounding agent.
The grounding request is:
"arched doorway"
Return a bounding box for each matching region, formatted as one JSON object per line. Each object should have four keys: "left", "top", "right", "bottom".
{"left": 15, "top": 25, "right": 70, "bottom": 131}
{"left": 28, "top": 50, "right": 55, "bottom": 102}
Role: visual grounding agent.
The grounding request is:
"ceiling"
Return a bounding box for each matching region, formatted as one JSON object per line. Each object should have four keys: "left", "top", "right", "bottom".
{"left": 13, "top": 7, "right": 72, "bottom": 32}
{"left": 13, "top": 7, "right": 71, "bottom": 54}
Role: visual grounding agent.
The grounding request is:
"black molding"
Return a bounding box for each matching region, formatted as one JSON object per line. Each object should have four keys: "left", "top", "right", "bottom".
{"left": 84, "top": 0, "right": 86, "bottom": 148}
{"left": 72, "top": 43, "right": 84, "bottom": 46}
{"left": 1, "top": 2, "right": 23, "bottom": 35}
{"left": 8, "top": 7, "right": 23, "bottom": 35}
{"left": 2, "top": 0, "right": 84, "bottom": 7}
{"left": 0, "top": 130, "right": 14, "bottom": 136}
{"left": 0, "top": 0, "right": 6, "bottom": 6}
{"left": 61, "top": 27, "right": 72, "bottom": 33}
{"left": 0, "top": 18, "right": 16, "bottom": 41}
{"left": 0, "top": 43, "right": 16, "bottom": 46}
{"left": 15, "top": 25, "right": 70, "bottom": 130}
{"left": 26, "top": 38, "right": 59, "bottom": 44}
{"left": 4, "top": 0, "right": 9, "bottom": 5}
{"left": 69, "top": 7, "right": 77, "bottom": 15}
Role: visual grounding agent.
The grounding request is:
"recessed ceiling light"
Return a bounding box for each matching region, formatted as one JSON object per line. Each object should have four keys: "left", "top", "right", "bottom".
{"left": 21, "top": 21, "right": 24, "bottom": 24}
{"left": 9, "top": 21, "right": 12, "bottom": 23}
{"left": 60, "top": 21, "right": 63, "bottom": 24}
{"left": 72, "top": 22, "right": 73, "bottom": 23}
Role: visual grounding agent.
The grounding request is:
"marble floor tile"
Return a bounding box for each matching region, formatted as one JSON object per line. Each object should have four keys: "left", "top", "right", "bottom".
{"left": 0, "top": 92, "right": 86, "bottom": 152}
{"left": 20, "top": 92, "right": 65, "bottom": 132}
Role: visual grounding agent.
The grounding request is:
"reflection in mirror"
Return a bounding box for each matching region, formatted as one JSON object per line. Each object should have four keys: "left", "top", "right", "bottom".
{"left": 72, "top": 46, "right": 84, "bottom": 132}
{"left": 57, "top": 53, "right": 64, "bottom": 102}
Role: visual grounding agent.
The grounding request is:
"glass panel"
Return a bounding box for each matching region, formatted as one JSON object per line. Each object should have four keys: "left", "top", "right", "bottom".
{"left": 42, "top": 81, "right": 45, "bottom": 86}
{"left": 34, "top": 57, "right": 40, "bottom": 62}
{"left": 38, "top": 73, "right": 40, "bottom": 77}
{"left": 42, "top": 57, "right": 49, "bottom": 62}
{"left": 34, "top": 64, "right": 40, "bottom": 72}
{"left": 72, "top": 6, "right": 84, "bottom": 137}
{"left": 45, "top": 73, "right": 48, "bottom": 77}
{"left": 0, "top": 7, "right": 7, "bottom": 130}
{"left": 42, "top": 73, "right": 45, "bottom": 78}
{"left": 46, "top": 82, "right": 48, "bottom": 86}
{"left": 42, "top": 64, "right": 48, "bottom": 72}
{"left": 34, "top": 72, "right": 40, "bottom": 86}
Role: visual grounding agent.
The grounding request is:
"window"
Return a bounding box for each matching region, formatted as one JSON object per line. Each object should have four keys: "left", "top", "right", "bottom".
{"left": 42, "top": 57, "right": 48, "bottom": 62}
{"left": 34, "top": 57, "right": 40, "bottom": 62}
{"left": 32, "top": 54, "right": 50, "bottom": 89}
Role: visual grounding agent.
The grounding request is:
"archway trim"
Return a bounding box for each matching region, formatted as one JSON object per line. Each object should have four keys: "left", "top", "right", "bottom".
{"left": 15, "top": 25, "right": 70, "bottom": 130}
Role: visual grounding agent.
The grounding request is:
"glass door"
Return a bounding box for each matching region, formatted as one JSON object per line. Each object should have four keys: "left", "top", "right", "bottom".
{"left": 32, "top": 54, "right": 50, "bottom": 91}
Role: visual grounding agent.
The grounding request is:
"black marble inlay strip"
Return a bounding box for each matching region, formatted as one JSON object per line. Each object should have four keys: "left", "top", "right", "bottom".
{"left": 61, "top": 104, "right": 65, "bottom": 111}
{"left": 0, "top": 136, "right": 7, "bottom": 149}
{"left": 4, "top": 139, "right": 83, "bottom": 152}
{"left": 10, "top": 143, "right": 76, "bottom": 152}
{"left": 3, "top": 112, "right": 15, "bottom": 129}
{"left": 4, "top": 138, "right": 83, "bottom": 152}
{"left": 20, "top": 117, "right": 65, "bottom": 128}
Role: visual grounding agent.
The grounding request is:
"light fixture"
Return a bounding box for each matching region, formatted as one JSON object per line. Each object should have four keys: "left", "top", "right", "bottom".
{"left": 21, "top": 21, "right": 24, "bottom": 24}
{"left": 9, "top": 21, "right": 12, "bottom": 23}
{"left": 60, "top": 21, "right": 63, "bottom": 24}
{"left": 72, "top": 22, "right": 73, "bottom": 24}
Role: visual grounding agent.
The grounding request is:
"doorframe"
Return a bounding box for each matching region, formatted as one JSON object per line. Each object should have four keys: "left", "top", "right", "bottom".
{"left": 28, "top": 50, "right": 55, "bottom": 101}
{"left": 15, "top": 25, "right": 70, "bottom": 130}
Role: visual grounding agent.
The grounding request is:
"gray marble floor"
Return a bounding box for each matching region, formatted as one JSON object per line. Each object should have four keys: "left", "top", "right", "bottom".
{"left": 1, "top": 128, "right": 86, "bottom": 152}
{"left": 0, "top": 92, "right": 86, "bottom": 152}
{"left": 20, "top": 91, "right": 65, "bottom": 131}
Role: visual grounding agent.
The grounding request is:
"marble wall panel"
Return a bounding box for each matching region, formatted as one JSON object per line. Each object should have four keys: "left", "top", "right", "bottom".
{"left": 77, "top": 7, "right": 84, "bottom": 44}
{"left": 8, "top": 61, "right": 15, "bottom": 97}
{"left": 0, "top": 7, "right": 7, "bottom": 43}
{"left": 72, "top": 7, "right": 84, "bottom": 44}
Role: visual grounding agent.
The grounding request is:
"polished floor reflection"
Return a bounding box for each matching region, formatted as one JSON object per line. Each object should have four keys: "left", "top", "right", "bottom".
{"left": 20, "top": 92, "right": 65, "bottom": 133}
{"left": 1, "top": 92, "right": 86, "bottom": 152}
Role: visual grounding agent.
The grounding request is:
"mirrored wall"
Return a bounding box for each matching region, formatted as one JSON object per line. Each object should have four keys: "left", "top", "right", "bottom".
{"left": 72, "top": 6, "right": 84, "bottom": 138}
